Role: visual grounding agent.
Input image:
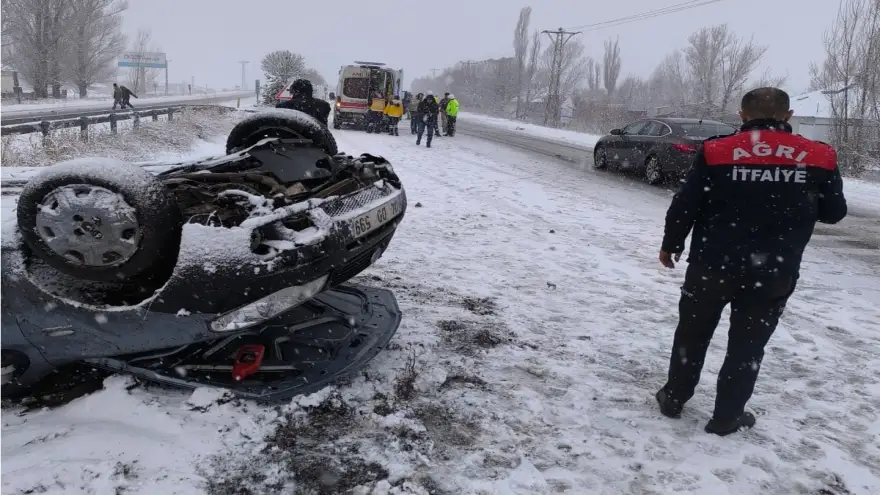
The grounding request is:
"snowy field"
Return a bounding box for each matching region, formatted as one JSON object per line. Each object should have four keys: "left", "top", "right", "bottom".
{"left": 2, "top": 117, "right": 879, "bottom": 495}
{"left": 0, "top": 91, "right": 253, "bottom": 116}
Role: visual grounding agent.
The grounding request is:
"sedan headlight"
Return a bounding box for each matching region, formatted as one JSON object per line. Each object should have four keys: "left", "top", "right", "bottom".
{"left": 210, "top": 274, "right": 329, "bottom": 332}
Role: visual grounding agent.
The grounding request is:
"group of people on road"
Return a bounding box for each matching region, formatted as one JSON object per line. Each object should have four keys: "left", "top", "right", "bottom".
{"left": 111, "top": 83, "right": 137, "bottom": 110}
{"left": 270, "top": 77, "right": 462, "bottom": 147}
{"left": 405, "top": 91, "right": 459, "bottom": 148}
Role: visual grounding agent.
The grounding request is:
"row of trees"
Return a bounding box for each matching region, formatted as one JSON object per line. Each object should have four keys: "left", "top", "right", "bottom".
{"left": 809, "top": 0, "right": 879, "bottom": 172}
{"left": 1, "top": 0, "right": 134, "bottom": 97}
{"left": 413, "top": 2, "right": 878, "bottom": 171}
{"left": 258, "top": 50, "right": 326, "bottom": 105}
{"left": 412, "top": 8, "right": 778, "bottom": 130}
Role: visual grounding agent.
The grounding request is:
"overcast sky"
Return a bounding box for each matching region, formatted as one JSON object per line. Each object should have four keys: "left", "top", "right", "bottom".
{"left": 122, "top": 0, "right": 841, "bottom": 94}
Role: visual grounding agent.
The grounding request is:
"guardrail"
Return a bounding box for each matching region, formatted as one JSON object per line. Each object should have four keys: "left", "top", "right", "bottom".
{"left": 2, "top": 107, "right": 185, "bottom": 141}
{"left": 1, "top": 98, "right": 248, "bottom": 145}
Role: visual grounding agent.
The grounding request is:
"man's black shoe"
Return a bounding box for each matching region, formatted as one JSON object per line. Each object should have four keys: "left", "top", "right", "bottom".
{"left": 705, "top": 412, "right": 756, "bottom": 436}
{"left": 655, "top": 388, "right": 682, "bottom": 418}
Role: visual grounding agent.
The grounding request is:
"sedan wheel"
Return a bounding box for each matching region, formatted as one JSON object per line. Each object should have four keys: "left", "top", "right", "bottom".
{"left": 593, "top": 146, "right": 608, "bottom": 170}
{"left": 645, "top": 156, "right": 664, "bottom": 185}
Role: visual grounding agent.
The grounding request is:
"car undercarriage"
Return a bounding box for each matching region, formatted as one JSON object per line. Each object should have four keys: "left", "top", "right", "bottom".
{"left": 1, "top": 109, "right": 407, "bottom": 404}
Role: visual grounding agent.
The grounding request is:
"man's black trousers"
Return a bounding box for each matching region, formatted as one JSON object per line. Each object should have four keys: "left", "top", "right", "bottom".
{"left": 663, "top": 263, "right": 795, "bottom": 422}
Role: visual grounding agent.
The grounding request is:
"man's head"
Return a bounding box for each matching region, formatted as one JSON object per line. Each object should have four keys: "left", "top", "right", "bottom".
{"left": 426, "top": 90, "right": 434, "bottom": 96}
{"left": 113, "top": 83, "right": 118, "bottom": 88}
{"left": 290, "top": 79, "right": 313, "bottom": 97}
{"left": 444, "top": 92, "right": 450, "bottom": 97}
{"left": 739, "top": 87, "right": 793, "bottom": 123}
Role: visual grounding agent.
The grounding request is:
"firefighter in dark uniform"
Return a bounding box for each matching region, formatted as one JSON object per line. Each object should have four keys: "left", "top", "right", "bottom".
{"left": 656, "top": 87, "right": 848, "bottom": 436}
{"left": 275, "top": 79, "right": 332, "bottom": 127}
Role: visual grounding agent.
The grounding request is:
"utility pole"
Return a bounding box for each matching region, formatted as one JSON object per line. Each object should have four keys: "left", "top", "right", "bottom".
{"left": 165, "top": 60, "right": 170, "bottom": 96}
{"left": 429, "top": 68, "right": 440, "bottom": 78}
{"left": 237, "top": 61, "right": 249, "bottom": 90}
{"left": 541, "top": 27, "right": 581, "bottom": 127}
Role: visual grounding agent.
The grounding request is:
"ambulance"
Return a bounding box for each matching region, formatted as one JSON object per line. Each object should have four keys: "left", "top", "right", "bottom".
{"left": 332, "top": 62, "right": 403, "bottom": 129}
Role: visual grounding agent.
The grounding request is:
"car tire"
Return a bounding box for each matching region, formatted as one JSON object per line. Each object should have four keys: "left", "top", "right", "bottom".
{"left": 16, "top": 158, "right": 183, "bottom": 283}
{"left": 645, "top": 155, "right": 664, "bottom": 185}
{"left": 226, "top": 109, "right": 339, "bottom": 155}
{"left": 593, "top": 145, "right": 608, "bottom": 170}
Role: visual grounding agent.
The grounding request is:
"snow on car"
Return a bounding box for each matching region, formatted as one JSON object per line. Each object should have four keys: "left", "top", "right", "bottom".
{"left": 1, "top": 109, "right": 407, "bottom": 403}
{"left": 2, "top": 116, "right": 878, "bottom": 495}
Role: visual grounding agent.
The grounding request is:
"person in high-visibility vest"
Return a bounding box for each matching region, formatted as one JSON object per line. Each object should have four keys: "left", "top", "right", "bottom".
{"left": 383, "top": 97, "right": 404, "bottom": 136}
{"left": 366, "top": 91, "right": 386, "bottom": 133}
{"left": 444, "top": 94, "right": 460, "bottom": 136}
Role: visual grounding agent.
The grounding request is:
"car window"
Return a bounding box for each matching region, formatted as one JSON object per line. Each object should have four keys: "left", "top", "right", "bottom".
{"left": 657, "top": 122, "right": 672, "bottom": 136}
{"left": 679, "top": 122, "right": 737, "bottom": 138}
{"left": 639, "top": 121, "right": 665, "bottom": 136}
{"left": 622, "top": 121, "right": 648, "bottom": 135}
{"left": 342, "top": 78, "right": 369, "bottom": 99}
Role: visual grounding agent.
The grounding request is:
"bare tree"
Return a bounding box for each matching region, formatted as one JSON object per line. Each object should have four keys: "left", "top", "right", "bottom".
{"left": 616, "top": 75, "right": 642, "bottom": 102}
{"left": 718, "top": 35, "right": 768, "bottom": 112}
{"left": 513, "top": 6, "right": 532, "bottom": 119}
{"left": 540, "top": 39, "right": 588, "bottom": 123}
{"left": 810, "top": 0, "right": 880, "bottom": 174}
{"left": 602, "top": 37, "right": 622, "bottom": 97}
{"left": 259, "top": 50, "right": 306, "bottom": 104}
{"left": 62, "top": 0, "right": 127, "bottom": 97}
{"left": 752, "top": 67, "right": 789, "bottom": 89}
{"left": 125, "top": 29, "right": 163, "bottom": 94}
{"left": 2, "top": 0, "right": 71, "bottom": 98}
{"left": 300, "top": 68, "right": 327, "bottom": 87}
{"left": 524, "top": 30, "right": 542, "bottom": 108}
{"left": 649, "top": 50, "right": 692, "bottom": 114}
{"left": 684, "top": 24, "right": 731, "bottom": 113}
{"left": 585, "top": 58, "right": 601, "bottom": 91}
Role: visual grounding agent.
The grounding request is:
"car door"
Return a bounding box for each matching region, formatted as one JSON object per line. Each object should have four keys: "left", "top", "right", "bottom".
{"left": 628, "top": 121, "right": 664, "bottom": 165}
{"left": 609, "top": 120, "right": 649, "bottom": 165}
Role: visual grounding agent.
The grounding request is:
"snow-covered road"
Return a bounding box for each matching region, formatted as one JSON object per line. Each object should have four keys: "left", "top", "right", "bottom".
{"left": 2, "top": 123, "right": 878, "bottom": 495}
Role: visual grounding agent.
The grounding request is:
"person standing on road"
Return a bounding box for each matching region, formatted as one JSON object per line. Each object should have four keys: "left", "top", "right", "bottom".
{"left": 408, "top": 93, "right": 423, "bottom": 134}
{"left": 437, "top": 92, "right": 450, "bottom": 137}
{"left": 275, "top": 79, "right": 332, "bottom": 127}
{"left": 383, "top": 96, "right": 404, "bottom": 136}
{"left": 655, "top": 87, "right": 848, "bottom": 436}
{"left": 416, "top": 90, "right": 439, "bottom": 148}
{"left": 444, "top": 94, "right": 459, "bottom": 136}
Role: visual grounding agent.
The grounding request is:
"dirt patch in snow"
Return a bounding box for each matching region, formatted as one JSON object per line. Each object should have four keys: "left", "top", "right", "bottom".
{"left": 1, "top": 107, "right": 242, "bottom": 168}
{"left": 204, "top": 391, "right": 388, "bottom": 495}
{"left": 436, "top": 319, "right": 517, "bottom": 355}
{"left": 461, "top": 296, "right": 498, "bottom": 316}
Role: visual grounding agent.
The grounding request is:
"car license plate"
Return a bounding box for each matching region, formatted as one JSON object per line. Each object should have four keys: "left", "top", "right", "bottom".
{"left": 349, "top": 196, "right": 403, "bottom": 239}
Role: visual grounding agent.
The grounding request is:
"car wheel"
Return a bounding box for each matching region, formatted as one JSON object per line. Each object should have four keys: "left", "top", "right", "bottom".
{"left": 17, "top": 158, "right": 182, "bottom": 282}
{"left": 332, "top": 118, "right": 341, "bottom": 130}
{"left": 593, "top": 145, "right": 608, "bottom": 170}
{"left": 645, "top": 155, "right": 664, "bottom": 185}
{"left": 225, "top": 109, "right": 339, "bottom": 155}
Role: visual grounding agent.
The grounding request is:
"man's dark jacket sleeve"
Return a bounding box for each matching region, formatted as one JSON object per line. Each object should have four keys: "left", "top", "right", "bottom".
{"left": 817, "top": 163, "right": 847, "bottom": 224}
{"left": 661, "top": 148, "right": 708, "bottom": 253}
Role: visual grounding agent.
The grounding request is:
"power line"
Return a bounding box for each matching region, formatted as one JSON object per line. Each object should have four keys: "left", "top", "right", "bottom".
{"left": 429, "top": 68, "right": 441, "bottom": 77}
{"left": 564, "top": 0, "right": 725, "bottom": 32}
